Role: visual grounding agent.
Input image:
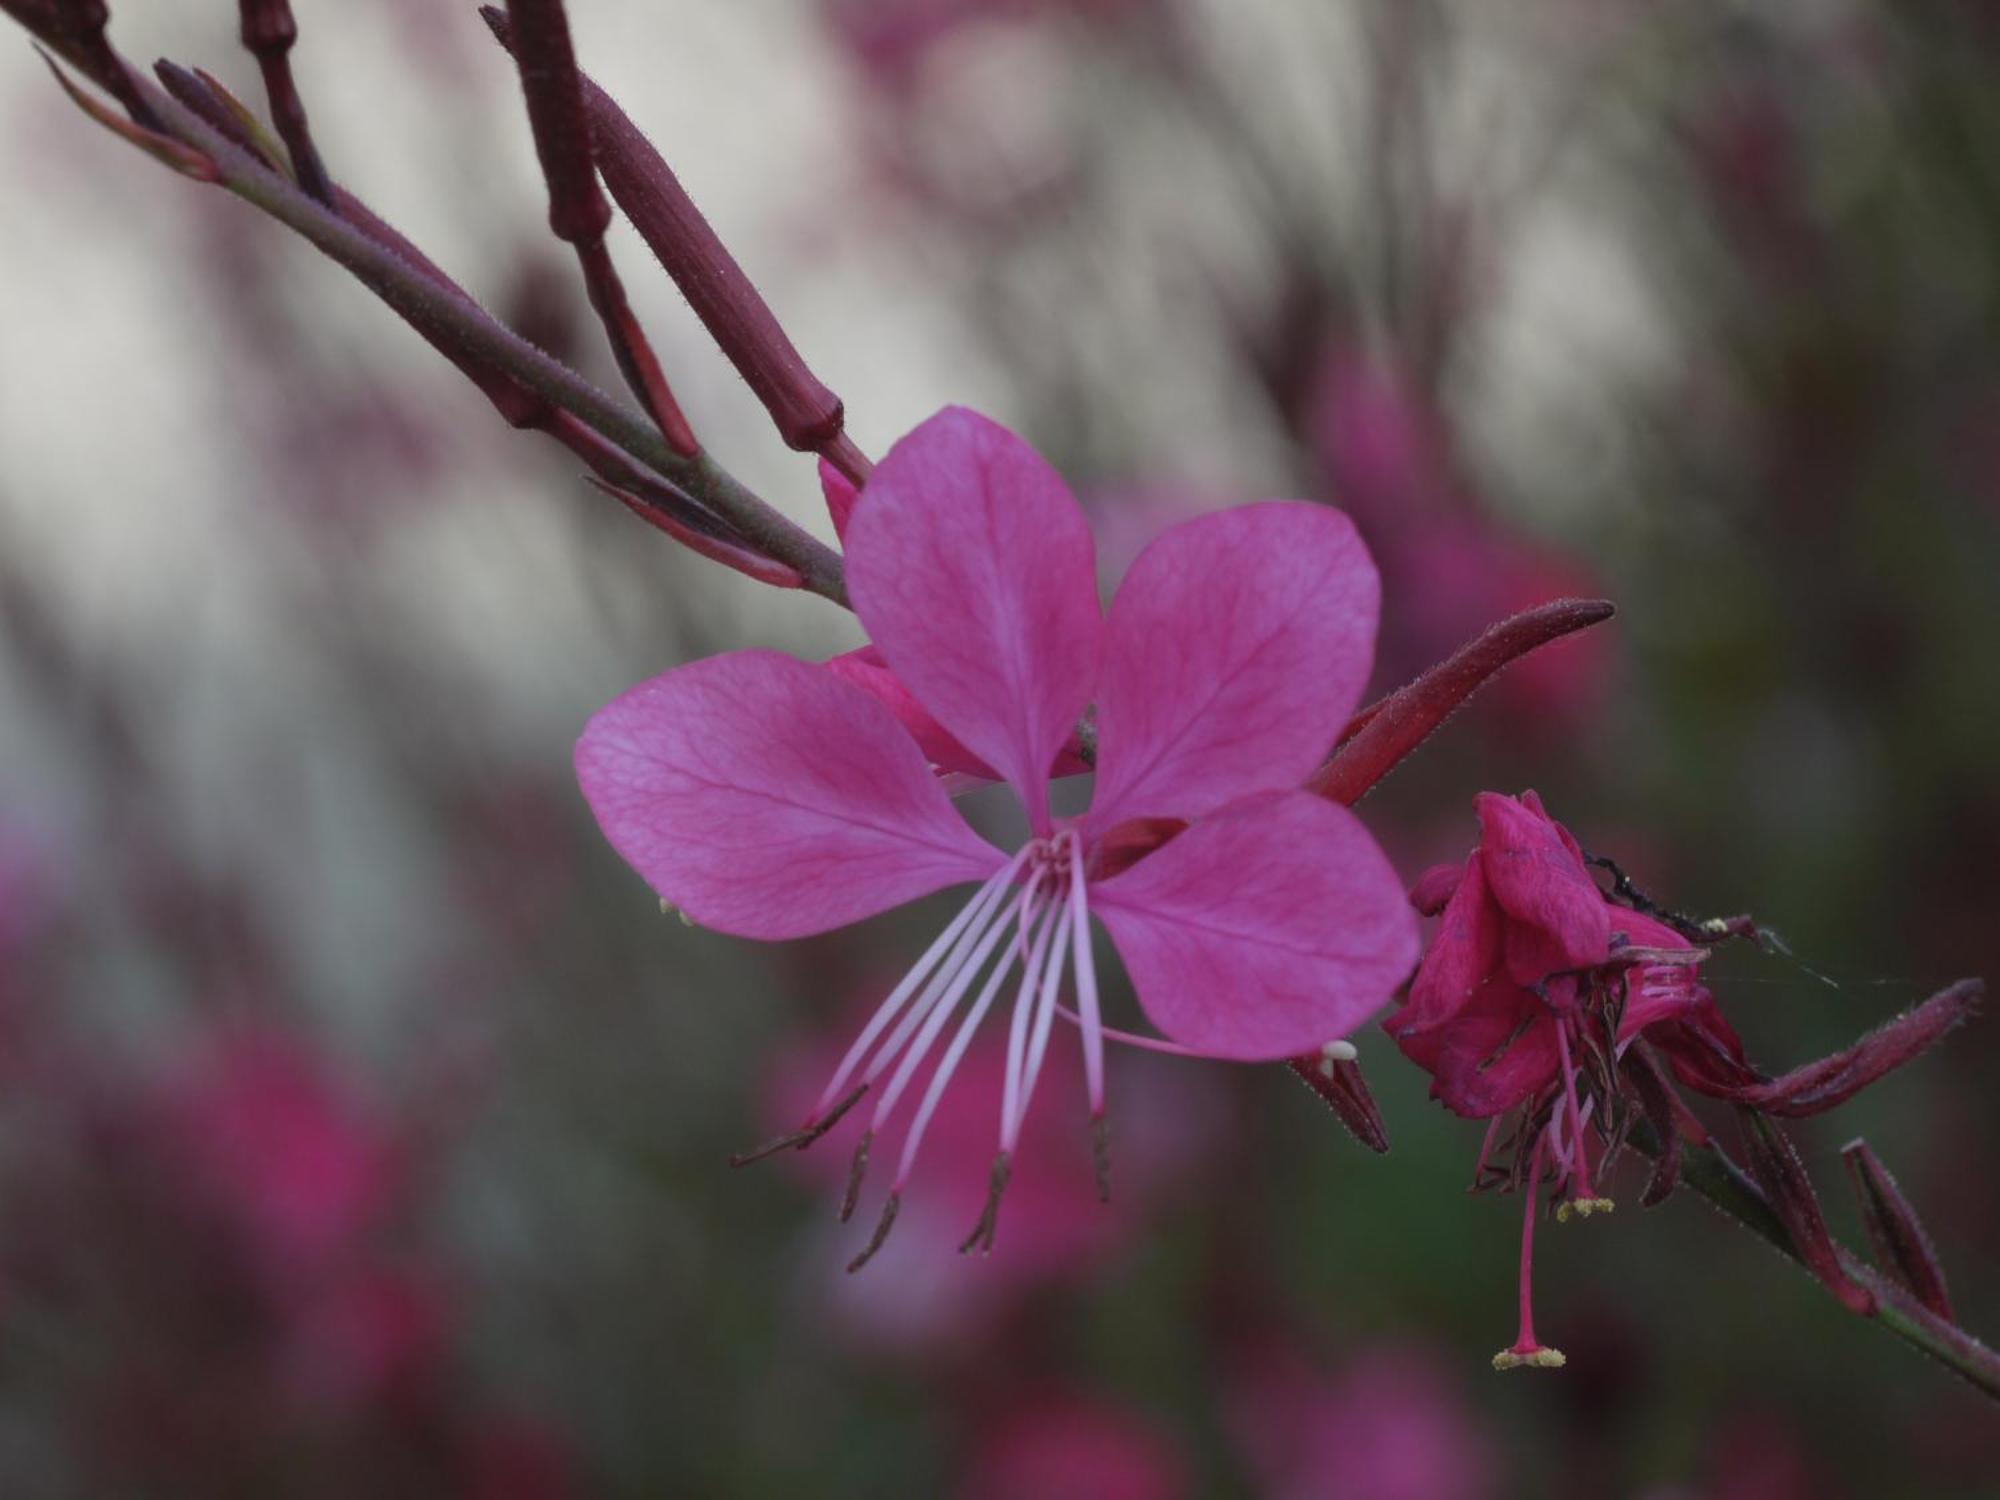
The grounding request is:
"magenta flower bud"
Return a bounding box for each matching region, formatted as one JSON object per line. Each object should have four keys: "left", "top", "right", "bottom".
{"left": 1726, "top": 979, "right": 1981, "bottom": 1117}
{"left": 1286, "top": 1044, "right": 1390, "bottom": 1154}
{"left": 481, "top": 6, "right": 851, "bottom": 461}
{"left": 236, "top": 0, "right": 331, "bottom": 203}
{"left": 1843, "top": 1139, "right": 1953, "bottom": 1321}
{"left": 1308, "top": 598, "right": 1616, "bottom": 807}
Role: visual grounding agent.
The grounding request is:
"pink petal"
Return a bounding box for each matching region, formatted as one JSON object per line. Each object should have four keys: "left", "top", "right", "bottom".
{"left": 1408, "top": 861, "right": 1466, "bottom": 917}
{"left": 1474, "top": 792, "right": 1610, "bottom": 982}
{"left": 575, "top": 650, "right": 1004, "bottom": 939}
{"left": 1394, "top": 977, "right": 1561, "bottom": 1119}
{"left": 1091, "top": 792, "right": 1418, "bottom": 1060}
{"left": 824, "top": 646, "right": 997, "bottom": 779}
{"left": 844, "top": 408, "right": 1101, "bottom": 832}
{"left": 1087, "top": 502, "right": 1379, "bottom": 831}
{"left": 1394, "top": 851, "right": 1501, "bottom": 1037}
{"left": 819, "top": 457, "right": 861, "bottom": 542}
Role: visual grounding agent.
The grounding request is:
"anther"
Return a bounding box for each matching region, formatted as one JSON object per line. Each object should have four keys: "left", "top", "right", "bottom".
{"left": 1554, "top": 1197, "right": 1615, "bottom": 1224}
{"left": 839, "top": 1129, "right": 872, "bottom": 1223}
{"left": 958, "top": 1153, "right": 1012, "bottom": 1255}
{"left": 1491, "top": 1345, "right": 1567, "bottom": 1371}
{"left": 1092, "top": 1114, "right": 1112, "bottom": 1203}
{"left": 846, "top": 1191, "right": 901, "bottom": 1273}
{"left": 728, "top": 1083, "right": 867, "bottom": 1167}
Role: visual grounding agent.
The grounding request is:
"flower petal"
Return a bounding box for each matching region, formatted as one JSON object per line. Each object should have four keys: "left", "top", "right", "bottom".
{"left": 1087, "top": 502, "right": 1379, "bottom": 831}
{"left": 1475, "top": 792, "right": 1610, "bottom": 982}
{"left": 1394, "top": 851, "right": 1502, "bottom": 1037}
{"left": 824, "top": 646, "right": 997, "bottom": 779}
{"left": 1091, "top": 792, "right": 1418, "bottom": 1060}
{"left": 1393, "top": 977, "right": 1561, "bottom": 1119}
{"left": 845, "top": 408, "right": 1101, "bottom": 831}
{"left": 575, "top": 650, "right": 1004, "bottom": 938}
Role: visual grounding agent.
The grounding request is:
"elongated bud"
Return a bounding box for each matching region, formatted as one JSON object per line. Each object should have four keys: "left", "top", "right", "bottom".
{"left": 1309, "top": 599, "right": 1616, "bottom": 806}
{"left": 41, "top": 49, "right": 217, "bottom": 180}
{"left": 237, "top": 0, "right": 332, "bottom": 203}
{"left": 1726, "top": 978, "right": 1980, "bottom": 1117}
{"left": 152, "top": 61, "right": 280, "bottom": 171}
{"left": 50, "top": 0, "right": 157, "bottom": 127}
{"left": 498, "top": 0, "right": 698, "bottom": 454}
{"left": 1842, "top": 1139, "right": 1953, "bottom": 1321}
{"left": 481, "top": 6, "right": 856, "bottom": 462}
{"left": 1286, "top": 1045, "right": 1390, "bottom": 1153}
{"left": 1737, "top": 1111, "right": 1874, "bottom": 1316}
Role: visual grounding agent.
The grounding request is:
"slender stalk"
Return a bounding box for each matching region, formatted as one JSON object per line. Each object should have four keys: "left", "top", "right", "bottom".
{"left": 1644, "top": 1126, "right": 2000, "bottom": 1399}
{"left": 502, "top": 0, "right": 699, "bottom": 455}
{"left": 133, "top": 65, "right": 848, "bottom": 603}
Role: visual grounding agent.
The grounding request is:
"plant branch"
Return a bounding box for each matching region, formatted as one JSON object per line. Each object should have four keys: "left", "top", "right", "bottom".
{"left": 1639, "top": 1124, "right": 2000, "bottom": 1399}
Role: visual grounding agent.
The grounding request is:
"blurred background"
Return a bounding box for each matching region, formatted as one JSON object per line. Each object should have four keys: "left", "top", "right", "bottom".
{"left": 1, "top": 0, "right": 1998, "bottom": 1495}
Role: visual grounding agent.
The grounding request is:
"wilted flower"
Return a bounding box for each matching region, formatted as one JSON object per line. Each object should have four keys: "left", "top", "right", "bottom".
{"left": 576, "top": 407, "right": 1417, "bottom": 1267}
{"left": 1389, "top": 790, "right": 1979, "bottom": 1368}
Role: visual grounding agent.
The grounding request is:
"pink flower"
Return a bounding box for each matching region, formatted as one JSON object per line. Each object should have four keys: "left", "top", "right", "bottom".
{"left": 1390, "top": 790, "right": 1980, "bottom": 1369}
{"left": 576, "top": 407, "right": 1416, "bottom": 1265}
{"left": 1226, "top": 1340, "right": 1497, "bottom": 1500}
{"left": 957, "top": 1393, "right": 1190, "bottom": 1500}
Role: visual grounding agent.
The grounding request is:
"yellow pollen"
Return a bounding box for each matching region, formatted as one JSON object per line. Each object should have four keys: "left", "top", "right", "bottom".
{"left": 1555, "top": 1196, "right": 1616, "bottom": 1224}
{"left": 1492, "top": 1347, "right": 1568, "bottom": 1371}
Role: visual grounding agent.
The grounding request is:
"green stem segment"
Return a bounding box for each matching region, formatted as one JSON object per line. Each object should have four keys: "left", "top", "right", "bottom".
{"left": 1652, "top": 1128, "right": 2000, "bottom": 1399}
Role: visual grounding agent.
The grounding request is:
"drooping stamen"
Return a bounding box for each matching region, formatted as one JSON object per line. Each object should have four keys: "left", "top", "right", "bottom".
{"left": 839, "top": 1130, "right": 872, "bottom": 1223}
{"left": 1005, "top": 899, "right": 1076, "bottom": 1153}
{"left": 892, "top": 881, "right": 1054, "bottom": 1193}
{"left": 729, "top": 1082, "right": 867, "bottom": 1167}
{"left": 1067, "top": 834, "right": 1106, "bottom": 1119}
{"left": 867, "top": 879, "right": 1029, "bottom": 1132}
{"left": 1493, "top": 1130, "right": 1566, "bottom": 1371}
{"left": 1002, "top": 892, "right": 1067, "bottom": 1139}
{"left": 1553, "top": 1018, "right": 1611, "bottom": 1213}
{"left": 846, "top": 1191, "right": 901, "bottom": 1274}
{"left": 959, "top": 1152, "right": 1012, "bottom": 1255}
{"left": 810, "top": 848, "right": 1030, "bottom": 1121}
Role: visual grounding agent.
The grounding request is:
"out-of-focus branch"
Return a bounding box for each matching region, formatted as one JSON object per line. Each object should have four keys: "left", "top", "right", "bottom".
{"left": 237, "top": 0, "right": 330, "bottom": 203}
{"left": 8, "top": 3, "right": 852, "bottom": 603}
{"left": 480, "top": 7, "right": 874, "bottom": 488}
{"left": 501, "top": 0, "right": 698, "bottom": 456}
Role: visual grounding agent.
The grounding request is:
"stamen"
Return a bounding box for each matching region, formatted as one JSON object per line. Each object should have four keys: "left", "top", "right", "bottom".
{"left": 839, "top": 1129, "right": 872, "bottom": 1223}
{"left": 812, "top": 848, "right": 1030, "bottom": 1119}
{"left": 1092, "top": 1115, "right": 1112, "bottom": 1204}
{"left": 1554, "top": 1019, "right": 1604, "bottom": 1206}
{"left": 869, "top": 882, "right": 1027, "bottom": 1129}
{"left": 1002, "top": 885, "right": 1064, "bottom": 1147}
{"left": 958, "top": 1152, "right": 1012, "bottom": 1255}
{"left": 892, "top": 883, "right": 1053, "bottom": 1191}
{"left": 1493, "top": 1130, "right": 1567, "bottom": 1371}
{"left": 1067, "top": 834, "right": 1106, "bottom": 1118}
{"left": 1004, "top": 900, "right": 1075, "bottom": 1152}
{"left": 729, "top": 1082, "right": 867, "bottom": 1167}
{"left": 846, "top": 1191, "right": 901, "bottom": 1274}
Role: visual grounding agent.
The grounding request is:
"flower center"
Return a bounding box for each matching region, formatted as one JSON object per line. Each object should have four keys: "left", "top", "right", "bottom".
{"left": 736, "top": 831, "right": 1111, "bottom": 1271}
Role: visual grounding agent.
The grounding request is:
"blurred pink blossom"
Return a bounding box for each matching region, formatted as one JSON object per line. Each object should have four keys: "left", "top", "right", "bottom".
{"left": 1226, "top": 1340, "right": 1498, "bottom": 1500}
{"left": 958, "top": 1393, "right": 1190, "bottom": 1500}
